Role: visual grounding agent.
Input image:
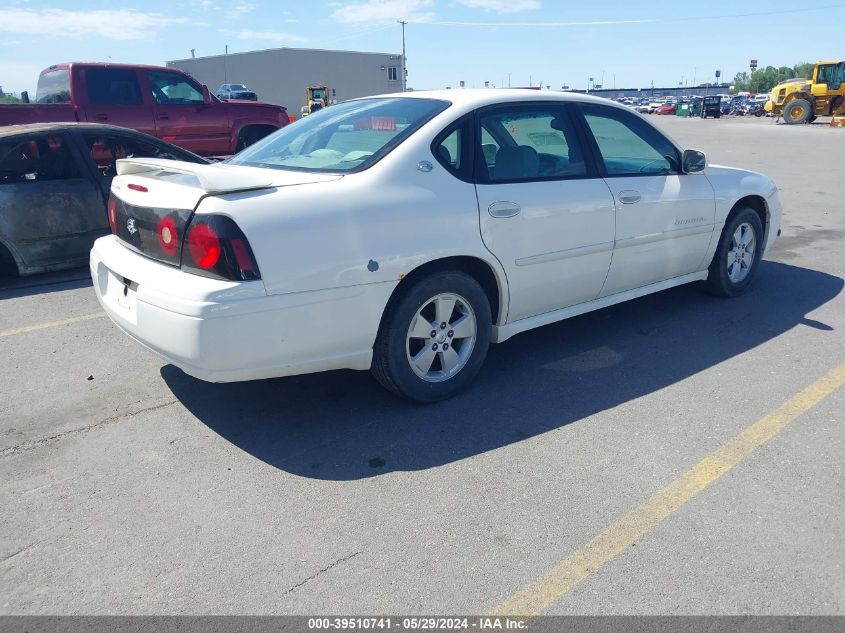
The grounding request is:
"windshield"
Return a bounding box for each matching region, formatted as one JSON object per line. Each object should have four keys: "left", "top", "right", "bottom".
{"left": 35, "top": 69, "right": 71, "bottom": 104}
{"left": 228, "top": 97, "right": 449, "bottom": 173}
{"left": 231, "top": 84, "right": 248, "bottom": 91}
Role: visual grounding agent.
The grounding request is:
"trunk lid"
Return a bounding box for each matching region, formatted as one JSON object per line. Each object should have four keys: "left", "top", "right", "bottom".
{"left": 111, "top": 158, "right": 340, "bottom": 266}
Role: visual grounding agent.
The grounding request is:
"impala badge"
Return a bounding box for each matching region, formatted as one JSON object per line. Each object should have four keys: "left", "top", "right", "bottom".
{"left": 126, "top": 218, "right": 138, "bottom": 235}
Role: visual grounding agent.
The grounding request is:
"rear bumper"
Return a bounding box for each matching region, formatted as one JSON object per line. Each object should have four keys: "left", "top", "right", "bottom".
{"left": 90, "top": 236, "right": 394, "bottom": 382}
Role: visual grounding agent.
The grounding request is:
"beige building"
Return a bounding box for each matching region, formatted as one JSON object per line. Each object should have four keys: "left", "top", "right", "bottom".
{"left": 167, "top": 47, "right": 405, "bottom": 113}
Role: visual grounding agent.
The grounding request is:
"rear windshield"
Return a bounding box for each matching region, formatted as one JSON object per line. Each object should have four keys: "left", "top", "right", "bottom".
{"left": 227, "top": 97, "right": 450, "bottom": 173}
{"left": 35, "top": 69, "right": 71, "bottom": 104}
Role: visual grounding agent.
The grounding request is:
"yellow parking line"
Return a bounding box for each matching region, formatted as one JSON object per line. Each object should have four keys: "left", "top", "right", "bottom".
{"left": 0, "top": 312, "right": 105, "bottom": 338}
{"left": 491, "top": 360, "right": 845, "bottom": 617}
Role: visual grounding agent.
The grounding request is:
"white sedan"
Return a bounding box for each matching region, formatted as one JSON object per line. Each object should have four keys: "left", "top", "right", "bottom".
{"left": 91, "top": 90, "right": 782, "bottom": 402}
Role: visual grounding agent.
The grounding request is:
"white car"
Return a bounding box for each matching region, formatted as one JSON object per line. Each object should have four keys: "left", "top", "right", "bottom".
{"left": 91, "top": 90, "right": 782, "bottom": 402}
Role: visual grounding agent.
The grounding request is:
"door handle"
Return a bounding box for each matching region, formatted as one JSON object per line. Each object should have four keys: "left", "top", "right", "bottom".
{"left": 488, "top": 201, "right": 521, "bottom": 218}
{"left": 618, "top": 190, "right": 642, "bottom": 204}
{"left": 158, "top": 113, "right": 170, "bottom": 120}
{"left": 95, "top": 114, "right": 108, "bottom": 121}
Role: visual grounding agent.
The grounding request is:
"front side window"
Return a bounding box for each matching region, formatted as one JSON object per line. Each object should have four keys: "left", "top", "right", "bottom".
{"left": 85, "top": 68, "right": 143, "bottom": 106}
{"left": 477, "top": 106, "right": 587, "bottom": 182}
{"left": 228, "top": 97, "right": 449, "bottom": 173}
{"left": 579, "top": 104, "right": 679, "bottom": 176}
{"left": 148, "top": 71, "right": 204, "bottom": 105}
{"left": 82, "top": 133, "right": 197, "bottom": 179}
{"left": 0, "top": 134, "right": 79, "bottom": 184}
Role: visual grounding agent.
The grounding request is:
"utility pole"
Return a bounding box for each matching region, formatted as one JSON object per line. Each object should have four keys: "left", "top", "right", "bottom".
{"left": 398, "top": 20, "right": 407, "bottom": 92}
{"left": 223, "top": 44, "right": 228, "bottom": 84}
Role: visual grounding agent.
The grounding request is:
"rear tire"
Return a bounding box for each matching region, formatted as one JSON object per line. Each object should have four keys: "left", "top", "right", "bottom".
{"left": 783, "top": 99, "right": 812, "bottom": 125}
{"left": 371, "top": 271, "right": 491, "bottom": 402}
{"left": 0, "top": 243, "right": 18, "bottom": 277}
{"left": 706, "top": 208, "right": 764, "bottom": 297}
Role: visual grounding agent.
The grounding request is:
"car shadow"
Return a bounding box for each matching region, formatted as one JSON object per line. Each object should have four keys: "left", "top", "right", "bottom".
{"left": 162, "top": 261, "right": 842, "bottom": 481}
{"left": 0, "top": 267, "right": 92, "bottom": 300}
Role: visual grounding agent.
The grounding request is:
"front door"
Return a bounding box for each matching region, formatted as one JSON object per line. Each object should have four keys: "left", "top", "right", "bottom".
{"left": 473, "top": 103, "right": 616, "bottom": 323}
{"left": 576, "top": 103, "right": 716, "bottom": 297}
{"left": 146, "top": 69, "right": 230, "bottom": 155}
{"left": 0, "top": 132, "right": 106, "bottom": 269}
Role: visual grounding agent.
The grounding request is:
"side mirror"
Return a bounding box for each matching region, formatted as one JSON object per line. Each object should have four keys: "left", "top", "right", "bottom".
{"left": 201, "top": 85, "right": 212, "bottom": 106}
{"left": 683, "top": 149, "right": 707, "bottom": 173}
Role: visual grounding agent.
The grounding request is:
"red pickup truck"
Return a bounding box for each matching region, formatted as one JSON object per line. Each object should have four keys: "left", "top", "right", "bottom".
{"left": 0, "top": 63, "right": 289, "bottom": 156}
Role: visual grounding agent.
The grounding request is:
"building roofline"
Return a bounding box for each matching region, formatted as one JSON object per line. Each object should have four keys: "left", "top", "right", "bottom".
{"left": 167, "top": 46, "right": 401, "bottom": 64}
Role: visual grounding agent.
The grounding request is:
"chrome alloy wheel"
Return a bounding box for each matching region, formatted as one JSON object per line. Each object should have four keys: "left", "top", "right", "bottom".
{"left": 406, "top": 293, "right": 477, "bottom": 383}
{"left": 727, "top": 221, "right": 757, "bottom": 283}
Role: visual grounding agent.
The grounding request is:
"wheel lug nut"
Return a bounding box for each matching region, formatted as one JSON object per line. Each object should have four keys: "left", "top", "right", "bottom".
{"left": 440, "top": 322, "right": 447, "bottom": 329}
{"left": 430, "top": 330, "right": 437, "bottom": 338}
{"left": 432, "top": 343, "right": 438, "bottom": 351}
{"left": 443, "top": 343, "right": 449, "bottom": 350}
{"left": 448, "top": 330, "right": 454, "bottom": 337}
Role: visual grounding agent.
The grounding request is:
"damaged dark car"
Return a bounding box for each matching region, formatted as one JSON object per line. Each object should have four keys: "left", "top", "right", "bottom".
{"left": 0, "top": 122, "right": 207, "bottom": 276}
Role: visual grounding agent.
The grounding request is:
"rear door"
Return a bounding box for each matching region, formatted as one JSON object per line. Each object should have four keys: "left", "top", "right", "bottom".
{"left": 73, "top": 129, "right": 205, "bottom": 201}
{"left": 575, "top": 103, "right": 715, "bottom": 297}
{"left": 472, "top": 102, "right": 616, "bottom": 322}
{"left": 77, "top": 67, "right": 156, "bottom": 136}
{"left": 0, "top": 132, "right": 106, "bottom": 270}
{"left": 146, "top": 69, "right": 230, "bottom": 155}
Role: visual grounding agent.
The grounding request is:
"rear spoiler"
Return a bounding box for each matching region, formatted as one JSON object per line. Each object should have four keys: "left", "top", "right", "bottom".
{"left": 115, "top": 158, "right": 273, "bottom": 194}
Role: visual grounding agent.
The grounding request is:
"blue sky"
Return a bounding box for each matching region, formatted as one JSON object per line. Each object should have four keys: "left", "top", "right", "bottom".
{"left": 1, "top": 0, "right": 843, "bottom": 95}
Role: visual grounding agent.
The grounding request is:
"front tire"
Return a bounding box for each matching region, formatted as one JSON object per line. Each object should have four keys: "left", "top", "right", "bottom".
{"left": 783, "top": 99, "right": 812, "bottom": 124}
{"left": 371, "top": 271, "right": 491, "bottom": 402}
{"left": 706, "top": 208, "right": 764, "bottom": 297}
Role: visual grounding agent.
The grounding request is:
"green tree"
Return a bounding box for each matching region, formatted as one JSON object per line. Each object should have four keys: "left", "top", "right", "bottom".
{"left": 0, "top": 95, "right": 22, "bottom": 104}
{"left": 732, "top": 62, "right": 818, "bottom": 93}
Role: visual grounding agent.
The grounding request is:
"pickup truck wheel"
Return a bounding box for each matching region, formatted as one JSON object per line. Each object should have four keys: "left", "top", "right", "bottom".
{"left": 372, "top": 271, "right": 491, "bottom": 403}
{"left": 706, "top": 208, "right": 764, "bottom": 297}
{"left": 235, "top": 127, "right": 272, "bottom": 152}
{"left": 0, "top": 243, "right": 18, "bottom": 277}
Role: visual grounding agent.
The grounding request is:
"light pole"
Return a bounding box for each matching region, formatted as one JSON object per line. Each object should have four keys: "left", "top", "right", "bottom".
{"left": 397, "top": 20, "right": 407, "bottom": 92}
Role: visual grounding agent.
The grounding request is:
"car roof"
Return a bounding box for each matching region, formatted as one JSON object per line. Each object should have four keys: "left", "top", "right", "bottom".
{"left": 359, "top": 88, "right": 627, "bottom": 109}
{"left": 0, "top": 122, "right": 163, "bottom": 138}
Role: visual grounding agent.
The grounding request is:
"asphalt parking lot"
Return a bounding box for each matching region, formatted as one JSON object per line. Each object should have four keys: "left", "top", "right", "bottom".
{"left": 1, "top": 115, "right": 843, "bottom": 616}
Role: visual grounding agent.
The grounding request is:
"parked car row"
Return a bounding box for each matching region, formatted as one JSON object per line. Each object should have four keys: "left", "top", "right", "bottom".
{"left": 613, "top": 93, "right": 771, "bottom": 118}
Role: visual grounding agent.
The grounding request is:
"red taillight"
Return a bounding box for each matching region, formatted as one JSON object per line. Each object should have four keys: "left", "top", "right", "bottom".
{"left": 127, "top": 183, "right": 148, "bottom": 192}
{"left": 157, "top": 215, "right": 179, "bottom": 257}
{"left": 180, "top": 216, "right": 260, "bottom": 281}
{"left": 229, "top": 238, "right": 254, "bottom": 272}
{"left": 186, "top": 223, "right": 221, "bottom": 269}
{"left": 107, "top": 197, "right": 118, "bottom": 234}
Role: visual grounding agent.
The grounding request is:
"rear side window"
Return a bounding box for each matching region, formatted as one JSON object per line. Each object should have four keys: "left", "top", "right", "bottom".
{"left": 579, "top": 104, "right": 680, "bottom": 176}
{"left": 85, "top": 68, "right": 143, "bottom": 106}
{"left": 35, "top": 69, "right": 71, "bottom": 104}
{"left": 432, "top": 116, "right": 472, "bottom": 180}
{"left": 476, "top": 106, "right": 587, "bottom": 183}
{"left": 0, "top": 134, "right": 80, "bottom": 184}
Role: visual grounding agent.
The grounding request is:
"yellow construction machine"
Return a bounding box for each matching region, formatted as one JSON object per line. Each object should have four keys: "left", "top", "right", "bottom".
{"left": 765, "top": 61, "right": 845, "bottom": 124}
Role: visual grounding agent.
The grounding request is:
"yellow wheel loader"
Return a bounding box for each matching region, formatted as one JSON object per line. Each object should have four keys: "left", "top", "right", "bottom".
{"left": 765, "top": 61, "right": 845, "bottom": 124}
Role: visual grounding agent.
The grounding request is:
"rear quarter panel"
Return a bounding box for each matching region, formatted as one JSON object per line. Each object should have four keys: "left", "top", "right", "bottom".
{"left": 195, "top": 130, "right": 507, "bottom": 319}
